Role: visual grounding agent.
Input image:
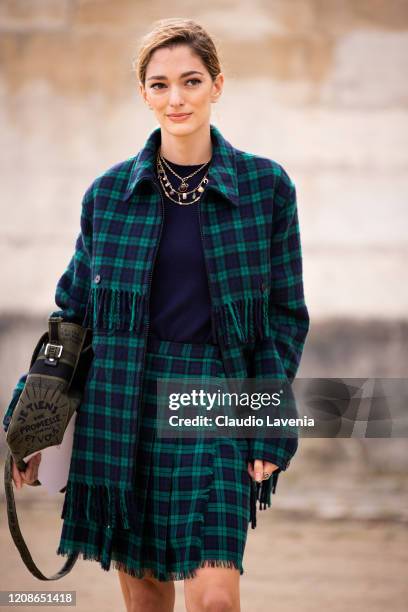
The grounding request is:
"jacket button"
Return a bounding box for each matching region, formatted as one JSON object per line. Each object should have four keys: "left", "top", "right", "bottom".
{"left": 94, "top": 274, "right": 101, "bottom": 284}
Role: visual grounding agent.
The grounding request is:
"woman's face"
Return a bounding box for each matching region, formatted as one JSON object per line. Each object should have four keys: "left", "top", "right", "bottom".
{"left": 139, "top": 44, "right": 223, "bottom": 137}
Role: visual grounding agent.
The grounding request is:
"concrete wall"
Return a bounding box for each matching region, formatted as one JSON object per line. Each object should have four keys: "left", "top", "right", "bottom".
{"left": 1, "top": 0, "right": 407, "bottom": 434}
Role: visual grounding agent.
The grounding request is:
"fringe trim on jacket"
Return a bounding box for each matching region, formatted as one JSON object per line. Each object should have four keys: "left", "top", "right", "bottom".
{"left": 249, "top": 469, "right": 280, "bottom": 529}
{"left": 213, "top": 294, "right": 270, "bottom": 347}
{"left": 61, "top": 481, "right": 139, "bottom": 531}
{"left": 85, "top": 288, "right": 270, "bottom": 348}
{"left": 85, "top": 287, "right": 146, "bottom": 333}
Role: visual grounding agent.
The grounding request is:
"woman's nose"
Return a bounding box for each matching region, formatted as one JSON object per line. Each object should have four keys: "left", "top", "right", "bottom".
{"left": 168, "top": 87, "right": 185, "bottom": 106}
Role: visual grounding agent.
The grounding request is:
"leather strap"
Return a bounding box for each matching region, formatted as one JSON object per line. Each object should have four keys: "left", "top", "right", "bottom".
{"left": 4, "top": 450, "right": 79, "bottom": 580}
{"left": 48, "top": 316, "right": 60, "bottom": 344}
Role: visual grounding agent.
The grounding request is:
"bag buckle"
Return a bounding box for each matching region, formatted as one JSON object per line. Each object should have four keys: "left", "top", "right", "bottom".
{"left": 44, "top": 342, "right": 63, "bottom": 366}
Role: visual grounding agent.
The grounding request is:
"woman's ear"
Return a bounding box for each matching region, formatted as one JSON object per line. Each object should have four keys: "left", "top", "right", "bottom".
{"left": 138, "top": 81, "right": 148, "bottom": 105}
{"left": 211, "top": 72, "right": 224, "bottom": 102}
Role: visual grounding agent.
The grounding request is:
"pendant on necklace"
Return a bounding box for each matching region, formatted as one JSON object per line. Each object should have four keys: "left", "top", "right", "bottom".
{"left": 179, "top": 181, "right": 188, "bottom": 192}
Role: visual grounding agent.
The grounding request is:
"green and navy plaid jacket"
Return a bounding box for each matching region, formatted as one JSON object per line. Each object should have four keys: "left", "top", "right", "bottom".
{"left": 3, "top": 123, "right": 309, "bottom": 529}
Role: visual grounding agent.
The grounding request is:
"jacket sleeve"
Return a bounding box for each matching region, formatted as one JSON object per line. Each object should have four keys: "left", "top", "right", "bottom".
{"left": 2, "top": 186, "right": 94, "bottom": 433}
{"left": 248, "top": 167, "right": 310, "bottom": 471}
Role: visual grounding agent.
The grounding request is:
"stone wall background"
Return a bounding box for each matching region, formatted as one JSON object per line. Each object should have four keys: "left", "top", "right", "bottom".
{"left": 1, "top": 2, "right": 407, "bottom": 483}
{"left": 1, "top": 3, "right": 408, "bottom": 607}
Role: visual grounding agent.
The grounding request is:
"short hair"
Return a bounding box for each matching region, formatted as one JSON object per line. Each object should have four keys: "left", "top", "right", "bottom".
{"left": 133, "top": 17, "right": 222, "bottom": 86}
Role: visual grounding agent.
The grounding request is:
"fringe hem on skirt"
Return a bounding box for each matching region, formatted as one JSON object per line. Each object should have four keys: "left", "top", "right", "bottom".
{"left": 56, "top": 545, "right": 243, "bottom": 582}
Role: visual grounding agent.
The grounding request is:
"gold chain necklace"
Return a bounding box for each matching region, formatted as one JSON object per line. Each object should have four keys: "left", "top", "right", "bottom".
{"left": 159, "top": 150, "right": 210, "bottom": 192}
{"left": 156, "top": 151, "right": 210, "bottom": 206}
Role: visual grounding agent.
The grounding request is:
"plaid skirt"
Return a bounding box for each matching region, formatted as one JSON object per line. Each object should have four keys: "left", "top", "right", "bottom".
{"left": 57, "top": 335, "right": 252, "bottom": 582}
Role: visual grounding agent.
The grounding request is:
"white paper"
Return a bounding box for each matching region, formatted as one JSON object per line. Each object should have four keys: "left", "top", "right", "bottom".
{"left": 23, "top": 412, "right": 77, "bottom": 495}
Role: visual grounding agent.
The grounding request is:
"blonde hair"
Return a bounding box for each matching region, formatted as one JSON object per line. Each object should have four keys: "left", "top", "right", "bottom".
{"left": 133, "top": 18, "right": 222, "bottom": 86}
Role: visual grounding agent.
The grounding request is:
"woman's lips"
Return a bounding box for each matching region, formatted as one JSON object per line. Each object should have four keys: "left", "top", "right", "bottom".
{"left": 167, "top": 113, "right": 192, "bottom": 122}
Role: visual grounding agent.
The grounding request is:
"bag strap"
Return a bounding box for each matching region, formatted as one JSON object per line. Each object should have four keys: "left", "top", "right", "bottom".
{"left": 4, "top": 450, "right": 79, "bottom": 580}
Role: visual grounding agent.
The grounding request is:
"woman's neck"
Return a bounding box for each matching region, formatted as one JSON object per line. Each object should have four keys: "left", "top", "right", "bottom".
{"left": 159, "top": 123, "right": 213, "bottom": 165}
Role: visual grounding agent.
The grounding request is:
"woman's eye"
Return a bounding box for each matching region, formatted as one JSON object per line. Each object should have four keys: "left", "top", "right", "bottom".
{"left": 150, "top": 79, "right": 201, "bottom": 90}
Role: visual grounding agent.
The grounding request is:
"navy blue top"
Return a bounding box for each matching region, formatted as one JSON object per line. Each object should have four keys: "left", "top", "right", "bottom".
{"left": 149, "top": 156, "right": 215, "bottom": 345}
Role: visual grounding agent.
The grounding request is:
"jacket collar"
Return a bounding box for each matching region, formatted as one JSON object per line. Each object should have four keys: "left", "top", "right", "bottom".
{"left": 122, "top": 123, "right": 240, "bottom": 206}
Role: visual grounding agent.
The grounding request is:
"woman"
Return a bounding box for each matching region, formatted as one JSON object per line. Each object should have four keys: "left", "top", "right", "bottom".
{"left": 5, "top": 17, "right": 309, "bottom": 612}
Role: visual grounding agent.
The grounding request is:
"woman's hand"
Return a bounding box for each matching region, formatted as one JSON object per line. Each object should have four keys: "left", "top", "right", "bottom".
{"left": 247, "top": 459, "right": 279, "bottom": 482}
{"left": 12, "top": 452, "right": 41, "bottom": 489}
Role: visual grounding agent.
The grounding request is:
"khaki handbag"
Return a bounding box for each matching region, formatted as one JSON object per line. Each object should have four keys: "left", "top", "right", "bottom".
{"left": 3, "top": 316, "right": 93, "bottom": 580}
